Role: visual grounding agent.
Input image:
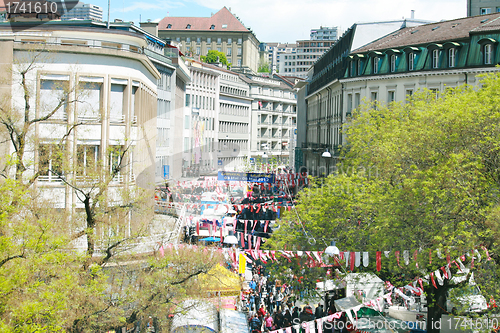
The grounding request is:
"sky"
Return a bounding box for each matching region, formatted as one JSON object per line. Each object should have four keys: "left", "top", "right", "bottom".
{"left": 94, "top": 0, "right": 468, "bottom": 43}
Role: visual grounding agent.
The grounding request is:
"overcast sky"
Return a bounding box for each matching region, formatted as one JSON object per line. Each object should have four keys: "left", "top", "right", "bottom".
{"left": 96, "top": 0, "right": 467, "bottom": 43}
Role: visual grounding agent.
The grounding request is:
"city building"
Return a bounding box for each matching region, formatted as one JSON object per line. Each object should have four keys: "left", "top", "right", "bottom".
{"left": 184, "top": 60, "right": 220, "bottom": 176}
{"left": 0, "top": 20, "right": 159, "bottom": 210}
{"left": 310, "top": 26, "right": 339, "bottom": 40}
{"left": 296, "top": 18, "right": 435, "bottom": 175}
{"left": 156, "top": 7, "right": 261, "bottom": 74}
{"left": 280, "top": 27, "right": 339, "bottom": 79}
{"left": 204, "top": 63, "right": 252, "bottom": 172}
{"left": 239, "top": 74, "right": 297, "bottom": 168}
{"left": 262, "top": 42, "right": 297, "bottom": 74}
{"left": 60, "top": 2, "right": 103, "bottom": 21}
{"left": 135, "top": 23, "right": 187, "bottom": 183}
{"left": 467, "top": 0, "right": 500, "bottom": 16}
{"left": 140, "top": 21, "right": 191, "bottom": 181}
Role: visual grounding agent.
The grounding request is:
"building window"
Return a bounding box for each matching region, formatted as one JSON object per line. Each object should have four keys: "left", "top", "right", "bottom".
{"left": 227, "top": 47, "right": 232, "bottom": 56}
{"left": 39, "top": 144, "right": 64, "bottom": 181}
{"left": 78, "top": 81, "right": 101, "bottom": 120}
{"left": 77, "top": 145, "right": 99, "bottom": 177}
{"left": 390, "top": 54, "right": 397, "bottom": 72}
{"left": 355, "top": 93, "right": 360, "bottom": 108}
{"left": 408, "top": 52, "right": 415, "bottom": 71}
{"left": 448, "top": 48, "right": 456, "bottom": 68}
{"left": 432, "top": 49, "right": 440, "bottom": 68}
{"left": 237, "top": 59, "right": 241, "bottom": 67}
{"left": 167, "top": 24, "right": 172, "bottom": 29}
{"left": 388, "top": 90, "right": 395, "bottom": 103}
{"left": 207, "top": 37, "right": 211, "bottom": 43}
{"left": 186, "top": 37, "right": 191, "bottom": 43}
{"left": 373, "top": 57, "right": 380, "bottom": 74}
{"left": 210, "top": 24, "right": 215, "bottom": 29}
{"left": 186, "top": 24, "right": 191, "bottom": 29}
{"left": 110, "top": 84, "right": 125, "bottom": 123}
{"left": 196, "top": 37, "right": 201, "bottom": 43}
{"left": 40, "top": 79, "right": 69, "bottom": 120}
{"left": 484, "top": 44, "right": 493, "bottom": 64}
{"left": 196, "top": 47, "right": 200, "bottom": 55}
{"left": 227, "top": 38, "right": 232, "bottom": 44}
{"left": 176, "top": 37, "right": 180, "bottom": 42}
{"left": 481, "top": 7, "right": 492, "bottom": 14}
{"left": 357, "top": 59, "right": 362, "bottom": 75}
{"left": 217, "top": 47, "right": 221, "bottom": 52}
{"left": 238, "top": 38, "right": 242, "bottom": 44}
{"left": 430, "top": 88, "right": 439, "bottom": 99}
{"left": 217, "top": 38, "right": 221, "bottom": 44}
{"left": 406, "top": 89, "right": 414, "bottom": 102}
{"left": 237, "top": 47, "right": 242, "bottom": 56}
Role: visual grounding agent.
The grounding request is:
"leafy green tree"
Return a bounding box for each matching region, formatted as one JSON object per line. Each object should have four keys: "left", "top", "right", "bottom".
{"left": 258, "top": 62, "right": 270, "bottom": 73}
{"left": 0, "top": 43, "right": 227, "bottom": 332}
{"left": 201, "top": 50, "right": 230, "bottom": 67}
{"left": 267, "top": 73, "right": 500, "bottom": 332}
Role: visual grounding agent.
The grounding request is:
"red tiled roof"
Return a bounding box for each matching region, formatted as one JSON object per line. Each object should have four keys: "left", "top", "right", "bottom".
{"left": 353, "top": 13, "right": 500, "bottom": 53}
{"left": 158, "top": 7, "right": 248, "bottom": 32}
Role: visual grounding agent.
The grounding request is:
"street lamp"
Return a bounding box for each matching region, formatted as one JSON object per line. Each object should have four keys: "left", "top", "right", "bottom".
{"left": 223, "top": 230, "right": 238, "bottom": 245}
{"left": 321, "top": 148, "right": 331, "bottom": 158}
{"left": 324, "top": 241, "right": 339, "bottom": 255}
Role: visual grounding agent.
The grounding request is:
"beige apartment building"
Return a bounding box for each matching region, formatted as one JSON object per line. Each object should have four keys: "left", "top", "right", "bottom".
{"left": 156, "top": 7, "right": 260, "bottom": 74}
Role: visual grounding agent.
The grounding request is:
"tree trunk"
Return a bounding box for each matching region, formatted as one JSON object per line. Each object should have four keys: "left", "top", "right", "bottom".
{"left": 426, "top": 283, "right": 449, "bottom": 333}
{"left": 83, "top": 196, "right": 96, "bottom": 268}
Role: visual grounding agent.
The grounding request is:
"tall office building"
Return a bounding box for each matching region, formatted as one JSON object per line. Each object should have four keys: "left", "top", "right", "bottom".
{"left": 467, "top": 0, "right": 500, "bottom": 16}
{"left": 279, "top": 27, "right": 339, "bottom": 78}
{"left": 60, "top": 2, "right": 103, "bottom": 21}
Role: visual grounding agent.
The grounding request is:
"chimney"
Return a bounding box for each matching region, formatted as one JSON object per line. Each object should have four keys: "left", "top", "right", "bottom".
{"left": 411, "top": 10, "right": 415, "bottom": 19}
{"left": 229, "top": 7, "right": 231, "bottom": 12}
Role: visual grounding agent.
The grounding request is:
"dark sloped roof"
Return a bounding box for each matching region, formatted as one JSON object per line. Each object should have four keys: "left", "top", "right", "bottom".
{"left": 158, "top": 7, "right": 248, "bottom": 32}
{"left": 353, "top": 13, "right": 500, "bottom": 53}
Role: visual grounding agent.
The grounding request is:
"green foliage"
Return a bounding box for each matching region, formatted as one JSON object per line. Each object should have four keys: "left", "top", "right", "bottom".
{"left": 200, "top": 50, "right": 230, "bottom": 67}
{"left": 267, "top": 73, "right": 500, "bottom": 331}
{"left": 258, "top": 62, "right": 270, "bottom": 73}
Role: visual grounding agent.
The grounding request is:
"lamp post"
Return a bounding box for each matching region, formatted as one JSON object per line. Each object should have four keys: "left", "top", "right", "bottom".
{"left": 321, "top": 147, "right": 331, "bottom": 176}
{"left": 223, "top": 230, "right": 239, "bottom": 247}
{"left": 324, "top": 241, "right": 339, "bottom": 255}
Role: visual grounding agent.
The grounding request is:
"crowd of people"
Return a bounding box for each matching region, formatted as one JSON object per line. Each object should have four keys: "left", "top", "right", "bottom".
{"left": 242, "top": 265, "right": 347, "bottom": 333}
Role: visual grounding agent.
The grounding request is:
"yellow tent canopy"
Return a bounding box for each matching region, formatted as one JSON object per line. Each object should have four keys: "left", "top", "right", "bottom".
{"left": 199, "top": 264, "right": 242, "bottom": 296}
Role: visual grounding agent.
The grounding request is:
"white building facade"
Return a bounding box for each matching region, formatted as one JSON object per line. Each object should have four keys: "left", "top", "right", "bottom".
{"left": 184, "top": 61, "right": 220, "bottom": 176}
{"left": 0, "top": 22, "right": 159, "bottom": 210}
{"left": 204, "top": 64, "right": 252, "bottom": 171}
{"left": 61, "top": 2, "right": 103, "bottom": 21}
{"left": 240, "top": 75, "right": 297, "bottom": 168}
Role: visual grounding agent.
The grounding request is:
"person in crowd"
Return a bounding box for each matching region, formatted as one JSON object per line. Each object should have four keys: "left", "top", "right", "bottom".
{"left": 315, "top": 303, "right": 324, "bottom": 319}
{"left": 249, "top": 314, "right": 262, "bottom": 332}
{"left": 274, "top": 310, "right": 284, "bottom": 329}
{"left": 264, "top": 313, "right": 274, "bottom": 332}
{"left": 248, "top": 291, "right": 255, "bottom": 312}
{"left": 258, "top": 304, "right": 266, "bottom": 318}
{"left": 276, "top": 291, "right": 284, "bottom": 310}
{"left": 300, "top": 303, "right": 315, "bottom": 323}
{"left": 292, "top": 306, "right": 300, "bottom": 321}
{"left": 266, "top": 292, "right": 274, "bottom": 315}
